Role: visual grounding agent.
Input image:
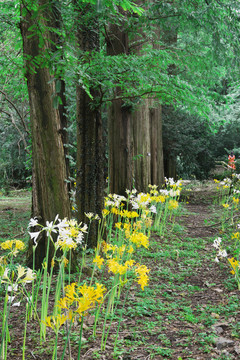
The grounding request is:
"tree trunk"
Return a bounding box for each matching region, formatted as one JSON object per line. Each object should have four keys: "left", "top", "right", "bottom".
{"left": 107, "top": 23, "right": 134, "bottom": 195}
{"left": 108, "top": 98, "right": 134, "bottom": 194}
{"left": 150, "top": 104, "right": 165, "bottom": 186}
{"left": 132, "top": 101, "right": 151, "bottom": 192}
{"left": 107, "top": 15, "right": 164, "bottom": 194}
{"left": 20, "top": 0, "right": 71, "bottom": 269}
{"left": 75, "top": 3, "right": 104, "bottom": 248}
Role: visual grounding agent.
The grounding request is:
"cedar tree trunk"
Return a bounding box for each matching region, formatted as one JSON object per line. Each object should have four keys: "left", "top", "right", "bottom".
{"left": 20, "top": 0, "right": 71, "bottom": 268}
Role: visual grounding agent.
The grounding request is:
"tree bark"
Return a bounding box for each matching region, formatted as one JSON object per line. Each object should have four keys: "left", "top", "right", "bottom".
{"left": 107, "top": 13, "right": 165, "bottom": 194}
{"left": 150, "top": 104, "right": 165, "bottom": 185}
{"left": 75, "top": 3, "right": 104, "bottom": 248}
{"left": 107, "top": 22, "right": 134, "bottom": 195}
{"left": 20, "top": 0, "right": 71, "bottom": 268}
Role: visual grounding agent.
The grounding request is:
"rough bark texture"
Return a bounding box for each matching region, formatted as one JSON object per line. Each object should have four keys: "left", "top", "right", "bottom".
{"left": 107, "top": 22, "right": 134, "bottom": 195}
{"left": 75, "top": 3, "right": 104, "bottom": 248}
{"left": 108, "top": 99, "right": 134, "bottom": 195}
{"left": 107, "top": 14, "right": 164, "bottom": 194}
{"left": 20, "top": 0, "right": 71, "bottom": 268}
{"left": 132, "top": 102, "right": 151, "bottom": 192}
{"left": 150, "top": 104, "right": 165, "bottom": 185}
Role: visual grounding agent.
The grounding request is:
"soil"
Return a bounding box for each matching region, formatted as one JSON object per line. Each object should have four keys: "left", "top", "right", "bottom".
{"left": 2, "top": 182, "right": 240, "bottom": 360}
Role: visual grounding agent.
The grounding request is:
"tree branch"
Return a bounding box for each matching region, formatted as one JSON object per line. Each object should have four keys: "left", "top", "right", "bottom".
{"left": 0, "top": 89, "right": 30, "bottom": 135}
{"left": 1, "top": 109, "right": 30, "bottom": 155}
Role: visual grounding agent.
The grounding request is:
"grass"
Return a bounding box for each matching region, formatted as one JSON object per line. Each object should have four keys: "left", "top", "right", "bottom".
{"left": 0, "top": 190, "right": 31, "bottom": 248}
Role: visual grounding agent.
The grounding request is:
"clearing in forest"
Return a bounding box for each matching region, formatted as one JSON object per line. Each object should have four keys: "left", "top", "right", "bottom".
{"left": 0, "top": 181, "right": 240, "bottom": 360}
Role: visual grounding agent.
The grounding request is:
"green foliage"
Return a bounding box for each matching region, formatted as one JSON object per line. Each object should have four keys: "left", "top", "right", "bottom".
{"left": 1, "top": 0, "right": 240, "bottom": 188}
{"left": 162, "top": 106, "right": 216, "bottom": 179}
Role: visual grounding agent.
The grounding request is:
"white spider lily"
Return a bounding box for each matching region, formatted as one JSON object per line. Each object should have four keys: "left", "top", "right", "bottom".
{"left": 218, "top": 249, "right": 227, "bottom": 258}
{"left": 12, "top": 302, "right": 21, "bottom": 307}
{"left": 213, "top": 237, "right": 222, "bottom": 249}
{"left": 149, "top": 205, "right": 157, "bottom": 214}
{"left": 76, "top": 232, "right": 84, "bottom": 244}
{"left": 22, "top": 268, "right": 35, "bottom": 283}
{"left": 85, "top": 212, "right": 94, "bottom": 219}
{"left": 7, "top": 284, "right": 18, "bottom": 292}
{"left": 2, "top": 268, "right": 9, "bottom": 280}
{"left": 28, "top": 217, "right": 39, "bottom": 228}
{"left": 80, "top": 224, "right": 88, "bottom": 233}
{"left": 17, "top": 265, "right": 26, "bottom": 280}
{"left": 29, "top": 231, "right": 41, "bottom": 245}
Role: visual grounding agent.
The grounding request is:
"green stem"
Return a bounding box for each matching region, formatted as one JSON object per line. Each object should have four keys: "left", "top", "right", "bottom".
{"left": 22, "top": 303, "right": 28, "bottom": 360}
{"left": 77, "top": 317, "right": 84, "bottom": 360}
{"left": 61, "top": 318, "right": 73, "bottom": 360}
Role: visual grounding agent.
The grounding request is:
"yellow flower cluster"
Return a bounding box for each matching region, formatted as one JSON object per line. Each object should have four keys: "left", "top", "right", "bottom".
{"left": 0, "top": 239, "right": 25, "bottom": 251}
{"left": 150, "top": 195, "right": 166, "bottom": 203}
{"left": 228, "top": 257, "right": 240, "bottom": 275}
{"left": 168, "top": 199, "right": 179, "bottom": 211}
{"left": 232, "top": 232, "right": 240, "bottom": 240}
{"left": 232, "top": 197, "right": 240, "bottom": 204}
{"left": 135, "top": 264, "right": 150, "bottom": 290}
{"left": 222, "top": 203, "right": 230, "bottom": 209}
{"left": 107, "top": 258, "right": 135, "bottom": 275}
{"left": 56, "top": 282, "right": 106, "bottom": 320}
{"left": 43, "top": 313, "right": 70, "bottom": 332}
{"left": 93, "top": 255, "right": 104, "bottom": 269}
{"left": 129, "top": 232, "right": 149, "bottom": 248}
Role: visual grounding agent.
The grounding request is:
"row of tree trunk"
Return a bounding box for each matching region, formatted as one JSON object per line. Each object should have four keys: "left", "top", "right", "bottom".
{"left": 20, "top": 0, "right": 165, "bottom": 266}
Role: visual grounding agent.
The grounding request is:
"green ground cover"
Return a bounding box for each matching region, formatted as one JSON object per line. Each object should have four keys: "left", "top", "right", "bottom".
{"left": 0, "top": 181, "right": 240, "bottom": 360}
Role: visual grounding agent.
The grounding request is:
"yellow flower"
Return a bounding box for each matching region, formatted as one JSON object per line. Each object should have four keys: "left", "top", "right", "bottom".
{"left": 0, "top": 239, "right": 25, "bottom": 251}
{"left": 127, "top": 245, "right": 134, "bottom": 254}
{"left": 15, "top": 240, "right": 25, "bottom": 250}
{"left": 133, "top": 221, "right": 143, "bottom": 230}
{"left": 233, "top": 197, "right": 240, "bottom": 205}
{"left": 117, "top": 263, "right": 128, "bottom": 275}
{"left": 102, "top": 209, "right": 110, "bottom": 217}
{"left": 135, "top": 264, "right": 150, "bottom": 290}
{"left": 144, "top": 218, "right": 153, "bottom": 228}
{"left": 93, "top": 255, "right": 104, "bottom": 269}
{"left": 56, "top": 238, "right": 77, "bottom": 251}
{"left": 118, "top": 245, "right": 126, "bottom": 256}
{"left": 43, "top": 314, "right": 69, "bottom": 332}
{"left": 58, "top": 297, "right": 69, "bottom": 310}
{"left": 111, "top": 207, "right": 119, "bottom": 215}
{"left": 222, "top": 203, "right": 229, "bottom": 209}
{"left": 120, "top": 210, "right": 139, "bottom": 218}
{"left": 107, "top": 258, "right": 120, "bottom": 274}
{"left": 63, "top": 257, "right": 69, "bottom": 268}
{"left": 1, "top": 240, "right": 13, "bottom": 250}
{"left": 156, "top": 195, "right": 166, "bottom": 203}
{"left": 129, "top": 232, "right": 149, "bottom": 248}
{"left": 232, "top": 232, "right": 240, "bottom": 239}
{"left": 214, "top": 179, "right": 220, "bottom": 183}
{"left": 168, "top": 200, "right": 179, "bottom": 210}
{"left": 125, "top": 259, "right": 135, "bottom": 268}
{"left": 115, "top": 222, "right": 122, "bottom": 229}
{"left": 228, "top": 257, "right": 239, "bottom": 275}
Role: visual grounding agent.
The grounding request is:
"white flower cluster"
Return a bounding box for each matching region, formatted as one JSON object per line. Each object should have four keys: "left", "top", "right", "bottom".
{"left": 220, "top": 178, "right": 232, "bottom": 187}
{"left": 105, "top": 193, "right": 127, "bottom": 208}
{"left": 28, "top": 215, "right": 87, "bottom": 249}
{"left": 212, "top": 237, "right": 227, "bottom": 262}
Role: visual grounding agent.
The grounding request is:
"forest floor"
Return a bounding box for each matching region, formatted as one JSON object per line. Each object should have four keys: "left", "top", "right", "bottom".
{"left": 0, "top": 182, "right": 240, "bottom": 360}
